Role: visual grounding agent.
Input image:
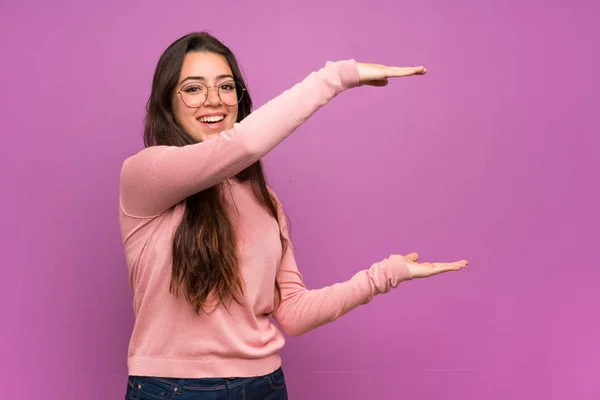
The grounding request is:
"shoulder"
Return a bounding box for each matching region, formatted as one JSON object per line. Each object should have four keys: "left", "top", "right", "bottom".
{"left": 120, "top": 145, "right": 169, "bottom": 177}
{"left": 122, "top": 145, "right": 169, "bottom": 165}
{"left": 266, "top": 185, "right": 291, "bottom": 226}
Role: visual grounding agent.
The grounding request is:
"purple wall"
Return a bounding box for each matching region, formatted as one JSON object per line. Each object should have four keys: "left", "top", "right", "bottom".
{"left": 2, "top": 0, "right": 599, "bottom": 398}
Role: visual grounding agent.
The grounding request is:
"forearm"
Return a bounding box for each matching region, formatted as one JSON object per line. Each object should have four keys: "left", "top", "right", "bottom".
{"left": 274, "top": 256, "right": 412, "bottom": 337}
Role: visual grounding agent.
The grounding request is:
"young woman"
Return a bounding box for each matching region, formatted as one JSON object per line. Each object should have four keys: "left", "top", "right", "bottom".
{"left": 119, "top": 32, "right": 467, "bottom": 400}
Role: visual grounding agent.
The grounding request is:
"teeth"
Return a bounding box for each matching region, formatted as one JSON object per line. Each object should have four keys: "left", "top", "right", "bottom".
{"left": 199, "top": 115, "right": 225, "bottom": 123}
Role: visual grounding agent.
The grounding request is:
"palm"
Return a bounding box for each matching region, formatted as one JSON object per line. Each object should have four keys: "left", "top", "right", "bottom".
{"left": 403, "top": 252, "right": 468, "bottom": 279}
{"left": 357, "top": 62, "right": 427, "bottom": 87}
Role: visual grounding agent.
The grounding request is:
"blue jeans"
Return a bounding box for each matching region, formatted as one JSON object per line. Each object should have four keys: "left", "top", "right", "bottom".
{"left": 125, "top": 367, "right": 288, "bottom": 400}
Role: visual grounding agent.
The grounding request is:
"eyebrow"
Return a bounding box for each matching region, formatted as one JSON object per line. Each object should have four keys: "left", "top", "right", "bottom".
{"left": 179, "top": 74, "right": 234, "bottom": 85}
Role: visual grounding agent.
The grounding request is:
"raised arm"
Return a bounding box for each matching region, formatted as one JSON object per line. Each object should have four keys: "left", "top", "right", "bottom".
{"left": 119, "top": 60, "right": 360, "bottom": 217}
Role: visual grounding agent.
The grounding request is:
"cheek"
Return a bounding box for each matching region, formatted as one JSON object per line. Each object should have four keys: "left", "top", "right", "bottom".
{"left": 171, "top": 99, "right": 203, "bottom": 140}
{"left": 172, "top": 99, "right": 184, "bottom": 123}
{"left": 173, "top": 101, "right": 195, "bottom": 125}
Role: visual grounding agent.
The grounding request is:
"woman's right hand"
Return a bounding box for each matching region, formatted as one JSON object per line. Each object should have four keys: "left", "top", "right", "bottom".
{"left": 357, "top": 62, "right": 427, "bottom": 86}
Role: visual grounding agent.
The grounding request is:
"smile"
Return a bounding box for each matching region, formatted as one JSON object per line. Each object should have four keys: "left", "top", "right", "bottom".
{"left": 198, "top": 115, "right": 225, "bottom": 123}
{"left": 197, "top": 114, "right": 227, "bottom": 130}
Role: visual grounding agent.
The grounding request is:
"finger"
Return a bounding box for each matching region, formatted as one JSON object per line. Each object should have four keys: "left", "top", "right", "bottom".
{"left": 387, "top": 66, "right": 427, "bottom": 77}
{"left": 405, "top": 252, "right": 420, "bottom": 262}
{"left": 432, "top": 260, "right": 468, "bottom": 272}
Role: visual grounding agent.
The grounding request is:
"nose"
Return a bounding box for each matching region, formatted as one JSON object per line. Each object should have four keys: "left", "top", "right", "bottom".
{"left": 204, "top": 86, "right": 222, "bottom": 107}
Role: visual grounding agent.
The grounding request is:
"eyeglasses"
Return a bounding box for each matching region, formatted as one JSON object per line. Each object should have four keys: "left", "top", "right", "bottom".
{"left": 175, "top": 80, "right": 246, "bottom": 108}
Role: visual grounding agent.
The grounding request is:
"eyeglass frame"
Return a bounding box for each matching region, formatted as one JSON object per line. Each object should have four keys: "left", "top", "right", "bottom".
{"left": 175, "top": 80, "right": 247, "bottom": 108}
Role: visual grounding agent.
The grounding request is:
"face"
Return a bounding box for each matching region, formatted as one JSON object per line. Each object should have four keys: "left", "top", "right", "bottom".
{"left": 172, "top": 51, "right": 239, "bottom": 142}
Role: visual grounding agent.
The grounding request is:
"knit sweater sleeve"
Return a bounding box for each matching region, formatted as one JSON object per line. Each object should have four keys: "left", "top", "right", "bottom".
{"left": 271, "top": 202, "right": 414, "bottom": 337}
{"left": 120, "top": 60, "right": 360, "bottom": 218}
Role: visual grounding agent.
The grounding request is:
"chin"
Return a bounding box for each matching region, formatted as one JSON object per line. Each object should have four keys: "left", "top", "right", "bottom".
{"left": 201, "top": 131, "right": 219, "bottom": 140}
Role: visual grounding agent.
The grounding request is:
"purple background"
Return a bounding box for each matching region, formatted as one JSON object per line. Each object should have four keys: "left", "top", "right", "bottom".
{"left": 2, "top": 0, "right": 599, "bottom": 398}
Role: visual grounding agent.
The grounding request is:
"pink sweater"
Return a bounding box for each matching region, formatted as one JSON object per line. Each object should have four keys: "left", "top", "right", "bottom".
{"left": 119, "top": 59, "right": 413, "bottom": 379}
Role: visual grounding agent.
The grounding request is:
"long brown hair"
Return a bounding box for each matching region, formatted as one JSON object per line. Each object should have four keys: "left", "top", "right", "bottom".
{"left": 144, "top": 32, "right": 286, "bottom": 313}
